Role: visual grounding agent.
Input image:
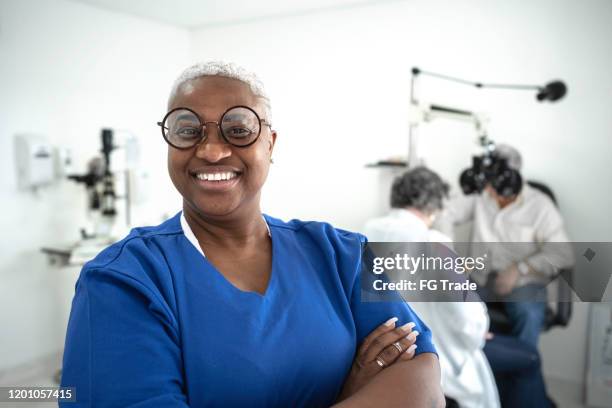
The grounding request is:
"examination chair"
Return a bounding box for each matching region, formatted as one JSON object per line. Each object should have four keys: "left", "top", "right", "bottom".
{"left": 488, "top": 180, "right": 573, "bottom": 333}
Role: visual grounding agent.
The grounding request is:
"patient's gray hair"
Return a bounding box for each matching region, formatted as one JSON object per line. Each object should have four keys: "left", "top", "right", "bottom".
{"left": 168, "top": 61, "right": 272, "bottom": 121}
{"left": 391, "top": 167, "right": 449, "bottom": 213}
{"left": 495, "top": 143, "right": 522, "bottom": 170}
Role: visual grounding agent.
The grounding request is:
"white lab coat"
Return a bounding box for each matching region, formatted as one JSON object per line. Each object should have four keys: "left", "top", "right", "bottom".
{"left": 410, "top": 302, "right": 500, "bottom": 408}
{"left": 364, "top": 209, "right": 500, "bottom": 408}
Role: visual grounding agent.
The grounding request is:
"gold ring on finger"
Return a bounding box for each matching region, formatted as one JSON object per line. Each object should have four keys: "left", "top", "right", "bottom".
{"left": 393, "top": 341, "right": 403, "bottom": 353}
{"left": 375, "top": 356, "right": 386, "bottom": 368}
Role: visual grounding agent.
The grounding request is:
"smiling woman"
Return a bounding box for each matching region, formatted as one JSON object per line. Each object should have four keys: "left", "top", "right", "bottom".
{"left": 59, "top": 61, "right": 443, "bottom": 408}
{"left": 166, "top": 75, "right": 273, "bottom": 220}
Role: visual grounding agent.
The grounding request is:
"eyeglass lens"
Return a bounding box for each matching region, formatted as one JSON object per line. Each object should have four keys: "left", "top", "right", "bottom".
{"left": 162, "top": 107, "right": 261, "bottom": 148}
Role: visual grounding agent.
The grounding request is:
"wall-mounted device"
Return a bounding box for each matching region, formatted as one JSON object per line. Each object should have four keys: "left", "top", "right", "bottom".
{"left": 14, "top": 134, "right": 55, "bottom": 190}
{"left": 406, "top": 67, "right": 568, "bottom": 168}
{"left": 401, "top": 67, "right": 567, "bottom": 196}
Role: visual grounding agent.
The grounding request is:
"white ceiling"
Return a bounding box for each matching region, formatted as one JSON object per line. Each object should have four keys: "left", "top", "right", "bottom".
{"left": 70, "top": 0, "right": 390, "bottom": 28}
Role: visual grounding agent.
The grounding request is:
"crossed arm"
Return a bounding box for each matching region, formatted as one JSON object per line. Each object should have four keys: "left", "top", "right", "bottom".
{"left": 336, "top": 353, "right": 444, "bottom": 408}
{"left": 334, "top": 316, "right": 444, "bottom": 408}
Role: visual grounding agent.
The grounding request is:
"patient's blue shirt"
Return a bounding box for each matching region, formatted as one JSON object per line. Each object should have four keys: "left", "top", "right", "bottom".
{"left": 61, "top": 213, "right": 435, "bottom": 407}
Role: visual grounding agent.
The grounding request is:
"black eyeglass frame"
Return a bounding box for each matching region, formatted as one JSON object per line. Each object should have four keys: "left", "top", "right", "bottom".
{"left": 157, "top": 105, "right": 272, "bottom": 149}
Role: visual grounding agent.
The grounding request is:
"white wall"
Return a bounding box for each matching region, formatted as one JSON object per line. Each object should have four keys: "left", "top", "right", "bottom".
{"left": 189, "top": 0, "right": 612, "bottom": 385}
{"left": 0, "top": 0, "right": 189, "bottom": 371}
{"left": 191, "top": 0, "right": 612, "bottom": 239}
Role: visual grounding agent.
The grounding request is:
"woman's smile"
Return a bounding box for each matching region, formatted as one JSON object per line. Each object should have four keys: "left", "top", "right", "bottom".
{"left": 190, "top": 167, "right": 242, "bottom": 192}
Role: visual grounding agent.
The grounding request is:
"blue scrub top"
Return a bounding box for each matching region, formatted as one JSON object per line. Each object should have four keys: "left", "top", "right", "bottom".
{"left": 61, "top": 213, "right": 436, "bottom": 407}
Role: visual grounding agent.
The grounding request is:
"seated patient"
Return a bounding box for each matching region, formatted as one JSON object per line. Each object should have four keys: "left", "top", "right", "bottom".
{"left": 436, "top": 144, "right": 573, "bottom": 347}
{"left": 60, "top": 62, "right": 443, "bottom": 407}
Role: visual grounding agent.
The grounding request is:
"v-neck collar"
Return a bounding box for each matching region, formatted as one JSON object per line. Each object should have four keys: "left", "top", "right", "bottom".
{"left": 180, "top": 211, "right": 277, "bottom": 298}
{"left": 180, "top": 211, "right": 272, "bottom": 258}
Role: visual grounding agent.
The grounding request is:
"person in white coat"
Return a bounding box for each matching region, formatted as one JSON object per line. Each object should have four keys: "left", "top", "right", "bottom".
{"left": 364, "top": 167, "right": 500, "bottom": 408}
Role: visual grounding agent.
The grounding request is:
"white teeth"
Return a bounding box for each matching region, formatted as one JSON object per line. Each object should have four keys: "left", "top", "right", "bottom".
{"left": 195, "top": 172, "right": 237, "bottom": 181}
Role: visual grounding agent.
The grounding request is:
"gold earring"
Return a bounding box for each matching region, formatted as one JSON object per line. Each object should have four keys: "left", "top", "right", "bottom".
{"left": 270, "top": 158, "right": 274, "bottom": 164}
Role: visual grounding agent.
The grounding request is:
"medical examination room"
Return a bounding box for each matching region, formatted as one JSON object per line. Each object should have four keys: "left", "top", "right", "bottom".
{"left": 1, "top": 0, "right": 611, "bottom": 407}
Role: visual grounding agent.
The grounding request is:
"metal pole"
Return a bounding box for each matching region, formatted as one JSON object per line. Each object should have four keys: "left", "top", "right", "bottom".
{"left": 408, "top": 68, "right": 419, "bottom": 168}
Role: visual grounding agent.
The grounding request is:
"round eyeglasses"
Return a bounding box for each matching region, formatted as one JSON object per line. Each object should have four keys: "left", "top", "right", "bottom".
{"left": 157, "top": 105, "right": 271, "bottom": 149}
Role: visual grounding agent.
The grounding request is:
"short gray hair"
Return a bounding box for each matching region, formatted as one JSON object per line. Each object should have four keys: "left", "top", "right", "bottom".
{"left": 391, "top": 167, "right": 449, "bottom": 213}
{"left": 168, "top": 61, "right": 272, "bottom": 121}
{"left": 494, "top": 143, "right": 522, "bottom": 170}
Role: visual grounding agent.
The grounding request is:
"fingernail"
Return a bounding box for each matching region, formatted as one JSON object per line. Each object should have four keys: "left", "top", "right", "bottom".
{"left": 406, "top": 330, "right": 420, "bottom": 340}
{"left": 399, "top": 322, "right": 416, "bottom": 332}
{"left": 407, "top": 344, "right": 417, "bottom": 353}
{"left": 384, "top": 317, "right": 399, "bottom": 327}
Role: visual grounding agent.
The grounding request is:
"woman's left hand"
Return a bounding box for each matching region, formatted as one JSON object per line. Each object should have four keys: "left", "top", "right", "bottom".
{"left": 336, "top": 317, "right": 419, "bottom": 402}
